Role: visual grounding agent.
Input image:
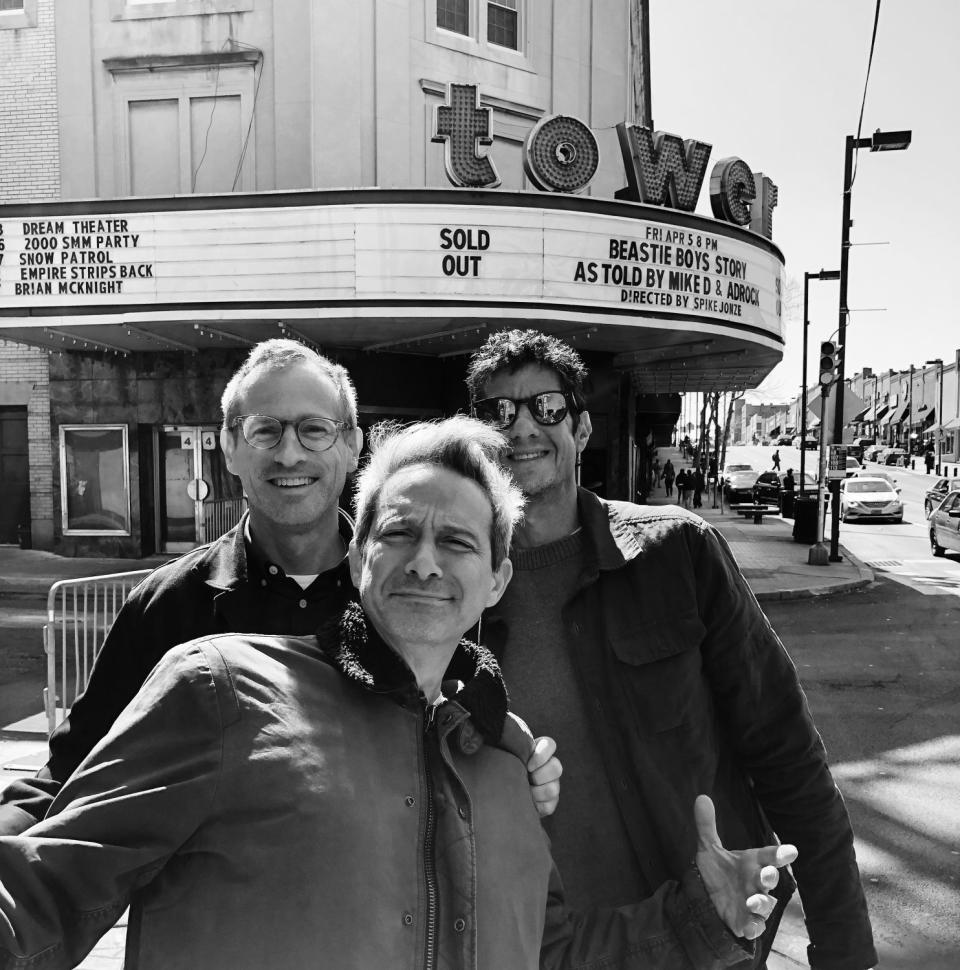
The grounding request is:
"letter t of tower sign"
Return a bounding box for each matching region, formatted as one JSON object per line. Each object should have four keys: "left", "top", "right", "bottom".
{"left": 433, "top": 83, "right": 502, "bottom": 188}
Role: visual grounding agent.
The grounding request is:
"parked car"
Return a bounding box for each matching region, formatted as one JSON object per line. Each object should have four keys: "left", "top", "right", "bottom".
{"left": 929, "top": 488, "right": 960, "bottom": 556}
{"left": 792, "top": 435, "right": 818, "bottom": 450}
{"left": 723, "top": 467, "right": 761, "bottom": 503}
{"left": 852, "top": 436, "right": 876, "bottom": 450}
{"left": 721, "top": 462, "right": 754, "bottom": 477}
{"left": 879, "top": 447, "right": 907, "bottom": 466}
{"left": 844, "top": 457, "right": 862, "bottom": 477}
{"left": 863, "top": 444, "right": 884, "bottom": 462}
{"left": 752, "top": 470, "right": 817, "bottom": 504}
{"left": 838, "top": 477, "right": 903, "bottom": 523}
{"left": 925, "top": 477, "right": 952, "bottom": 516}
{"left": 849, "top": 469, "right": 901, "bottom": 492}
{"left": 776, "top": 435, "right": 794, "bottom": 446}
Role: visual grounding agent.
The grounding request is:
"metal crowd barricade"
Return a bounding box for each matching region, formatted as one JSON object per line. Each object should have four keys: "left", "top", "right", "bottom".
{"left": 43, "top": 570, "right": 152, "bottom": 736}
{"left": 203, "top": 497, "right": 246, "bottom": 545}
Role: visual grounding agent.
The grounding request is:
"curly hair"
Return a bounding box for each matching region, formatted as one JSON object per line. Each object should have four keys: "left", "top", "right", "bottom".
{"left": 465, "top": 330, "right": 588, "bottom": 421}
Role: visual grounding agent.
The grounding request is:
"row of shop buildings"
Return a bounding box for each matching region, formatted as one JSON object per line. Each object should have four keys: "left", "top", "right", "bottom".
{"left": 1, "top": 0, "right": 786, "bottom": 556}
{"left": 738, "top": 355, "right": 960, "bottom": 465}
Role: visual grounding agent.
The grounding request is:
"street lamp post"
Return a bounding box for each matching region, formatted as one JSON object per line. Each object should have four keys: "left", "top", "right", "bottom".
{"left": 908, "top": 364, "right": 914, "bottom": 462}
{"left": 927, "top": 358, "right": 944, "bottom": 473}
{"left": 801, "top": 270, "right": 841, "bottom": 495}
{"left": 831, "top": 128, "right": 912, "bottom": 562}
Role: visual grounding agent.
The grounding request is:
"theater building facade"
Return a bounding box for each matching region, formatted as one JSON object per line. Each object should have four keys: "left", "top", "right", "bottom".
{"left": 0, "top": 0, "right": 784, "bottom": 556}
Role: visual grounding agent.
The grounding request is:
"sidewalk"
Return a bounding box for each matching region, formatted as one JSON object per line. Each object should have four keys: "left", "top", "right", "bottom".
{"left": 648, "top": 448, "right": 874, "bottom": 601}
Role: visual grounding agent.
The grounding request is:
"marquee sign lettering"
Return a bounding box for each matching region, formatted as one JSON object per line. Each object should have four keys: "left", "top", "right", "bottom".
{"left": 432, "top": 83, "right": 778, "bottom": 239}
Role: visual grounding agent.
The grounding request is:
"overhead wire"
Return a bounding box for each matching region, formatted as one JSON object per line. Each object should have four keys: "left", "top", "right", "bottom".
{"left": 191, "top": 37, "right": 230, "bottom": 192}
{"left": 850, "top": 0, "right": 883, "bottom": 190}
{"left": 231, "top": 39, "right": 265, "bottom": 190}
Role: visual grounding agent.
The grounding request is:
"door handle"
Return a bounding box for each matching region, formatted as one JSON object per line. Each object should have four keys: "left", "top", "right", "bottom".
{"left": 186, "top": 479, "right": 210, "bottom": 502}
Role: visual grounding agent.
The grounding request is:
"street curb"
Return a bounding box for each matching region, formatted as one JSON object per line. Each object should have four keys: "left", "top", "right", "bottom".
{"left": 754, "top": 544, "right": 875, "bottom": 603}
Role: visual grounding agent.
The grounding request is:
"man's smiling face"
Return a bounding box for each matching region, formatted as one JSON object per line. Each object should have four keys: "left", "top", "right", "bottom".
{"left": 350, "top": 463, "right": 511, "bottom": 655}
{"left": 478, "top": 362, "right": 591, "bottom": 501}
{"left": 221, "top": 361, "right": 361, "bottom": 539}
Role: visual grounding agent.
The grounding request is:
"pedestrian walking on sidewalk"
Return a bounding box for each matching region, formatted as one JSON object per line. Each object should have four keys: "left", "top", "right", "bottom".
{"left": 675, "top": 467, "right": 688, "bottom": 507}
{"left": 653, "top": 454, "right": 662, "bottom": 487}
{"left": 0, "top": 418, "right": 794, "bottom": 970}
{"left": 693, "top": 465, "right": 705, "bottom": 509}
{"left": 465, "top": 328, "right": 877, "bottom": 970}
{"left": 925, "top": 448, "right": 935, "bottom": 474}
{"left": 663, "top": 459, "right": 675, "bottom": 496}
{"left": 772, "top": 449, "right": 781, "bottom": 471}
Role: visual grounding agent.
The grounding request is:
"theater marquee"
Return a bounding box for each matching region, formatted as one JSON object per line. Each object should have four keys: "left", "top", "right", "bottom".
{"left": 0, "top": 196, "right": 782, "bottom": 341}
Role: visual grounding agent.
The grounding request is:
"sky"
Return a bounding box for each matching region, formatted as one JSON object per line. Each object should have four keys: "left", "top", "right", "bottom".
{"left": 648, "top": 0, "right": 956, "bottom": 404}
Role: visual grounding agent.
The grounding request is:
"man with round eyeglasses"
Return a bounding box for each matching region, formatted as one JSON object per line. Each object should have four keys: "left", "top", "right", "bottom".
{"left": 466, "top": 329, "right": 877, "bottom": 970}
{"left": 0, "top": 339, "right": 560, "bottom": 834}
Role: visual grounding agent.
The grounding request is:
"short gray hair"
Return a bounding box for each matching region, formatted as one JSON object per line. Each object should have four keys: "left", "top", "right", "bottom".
{"left": 220, "top": 339, "right": 358, "bottom": 428}
{"left": 352, "top": 416, "right": 524, "bottom": 567}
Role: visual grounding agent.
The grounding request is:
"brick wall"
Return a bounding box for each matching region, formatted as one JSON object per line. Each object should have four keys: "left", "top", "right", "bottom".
{"left": 0, "top": 0, "right": 58, "bottom": 547}
{"left": 0, "top": 0, "right": 60, "bottom": 201}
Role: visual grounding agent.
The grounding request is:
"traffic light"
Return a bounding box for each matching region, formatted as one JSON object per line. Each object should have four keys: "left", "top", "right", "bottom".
{"left": 818, "top": 340, "right": 839, "bottom": 387}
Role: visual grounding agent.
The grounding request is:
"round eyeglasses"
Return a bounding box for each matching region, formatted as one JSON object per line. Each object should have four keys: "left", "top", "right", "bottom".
{"left": 229, "top": 414, "right": 350, "bottom": 453}
{"left": 472, "top": 391, "right": 575, "bottom": 429}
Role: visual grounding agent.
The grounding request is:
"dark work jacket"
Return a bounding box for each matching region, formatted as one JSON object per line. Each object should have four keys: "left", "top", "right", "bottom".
{"left": 480, "top": 489, "right": 877, "bottom": 970}
{"left": 0, "top": 605, "right": 753, "bottom": 970}
{"left": 0, "top": 513, "right": 353, "bottom": 834}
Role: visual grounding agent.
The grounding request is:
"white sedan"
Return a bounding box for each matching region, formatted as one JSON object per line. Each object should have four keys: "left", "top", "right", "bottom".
{"left": 839, "top": 477, "right": 903, "bottom": 523}
{"left": 849, "top": 468, "right": 901, "bottom": 493}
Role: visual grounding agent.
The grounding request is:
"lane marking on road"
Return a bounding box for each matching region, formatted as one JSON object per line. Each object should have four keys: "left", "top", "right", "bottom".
{"left": 866, "top": 560, "right": 960, "bottom": 597}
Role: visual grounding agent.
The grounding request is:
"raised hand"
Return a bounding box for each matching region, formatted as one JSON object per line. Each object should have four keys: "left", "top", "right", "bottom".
{"left": 694, "top": 794, "right": 798, "bottom": 940}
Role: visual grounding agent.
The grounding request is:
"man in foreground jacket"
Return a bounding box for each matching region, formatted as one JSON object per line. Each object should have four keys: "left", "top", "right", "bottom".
{"left": 0, "top": 417, "right": 795, "bottom": 969}
{"left": 466, "top": 330, "right": 877, "bottom": 970}
{"left": 0, "top": 338, "right": 559, "bottom": 833}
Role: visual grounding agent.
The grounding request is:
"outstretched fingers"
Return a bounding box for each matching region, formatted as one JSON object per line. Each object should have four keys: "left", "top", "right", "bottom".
{"left": 692, "top": 795, "right": 800, "bottom": 941}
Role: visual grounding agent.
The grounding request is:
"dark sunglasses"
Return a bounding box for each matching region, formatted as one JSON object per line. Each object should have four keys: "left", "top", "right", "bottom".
{"left": 472, "top": 391, "right": 575, "bottom": 429}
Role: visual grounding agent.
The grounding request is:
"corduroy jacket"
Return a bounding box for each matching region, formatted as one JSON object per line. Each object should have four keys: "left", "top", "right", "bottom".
{"left": 481, "top": 489, "right": 877, "bottom": 970}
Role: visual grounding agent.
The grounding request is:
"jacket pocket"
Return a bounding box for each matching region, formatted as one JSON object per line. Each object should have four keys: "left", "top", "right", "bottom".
{"left": 607, "top": 613, "right": 706, "bottom": 734}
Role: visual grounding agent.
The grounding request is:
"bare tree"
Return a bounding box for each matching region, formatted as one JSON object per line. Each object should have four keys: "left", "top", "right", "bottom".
{"left": 719, "top": 390, "right": 745, "bottom": 473}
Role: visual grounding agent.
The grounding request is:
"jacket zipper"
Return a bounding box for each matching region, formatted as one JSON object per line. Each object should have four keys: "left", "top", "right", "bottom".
{"left": 422, "top": 703, "right": 439, "bottom": 970}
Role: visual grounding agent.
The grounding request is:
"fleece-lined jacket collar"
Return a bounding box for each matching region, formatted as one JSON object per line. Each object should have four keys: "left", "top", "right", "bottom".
{"left": 318, "top": 601, "right": 510, "bottom": 747}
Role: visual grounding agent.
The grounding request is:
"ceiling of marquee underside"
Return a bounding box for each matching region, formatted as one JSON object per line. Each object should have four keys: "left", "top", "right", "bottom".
{"left": 0, "top": 311, "right": 781, "bottom": 393}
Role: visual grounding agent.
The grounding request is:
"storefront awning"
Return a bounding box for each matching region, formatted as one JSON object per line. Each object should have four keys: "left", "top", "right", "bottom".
{"left": 943, "top": 416, "right": 960, "bottom": 431}
{"left": 873, "top": 404, "right": 890, "bottom": 421}
{"left": 881, "top": 402, "right": 908, "bottom": 426}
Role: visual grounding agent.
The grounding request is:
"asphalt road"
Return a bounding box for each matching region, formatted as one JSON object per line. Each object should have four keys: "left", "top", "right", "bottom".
{"left": 724, "top": 445, "right": 960, "bottom": 966}
{"left": 763, "top": 574, "right": 960, "bottom": 969}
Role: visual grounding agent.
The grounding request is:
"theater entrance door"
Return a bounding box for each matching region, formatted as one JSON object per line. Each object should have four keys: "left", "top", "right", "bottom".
{"left": 157, "top": 425, "right": 244, "bottom": 553}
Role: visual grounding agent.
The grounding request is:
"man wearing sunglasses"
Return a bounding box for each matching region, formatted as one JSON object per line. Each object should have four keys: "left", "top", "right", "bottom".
{"left": 466, "top": 329, "right": 876, "bottom": 970}
{"left": 0, "top": 339, "right": 560, "bottom": 834}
